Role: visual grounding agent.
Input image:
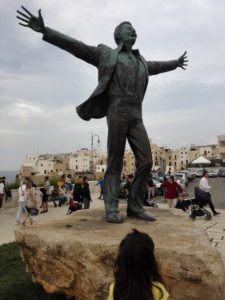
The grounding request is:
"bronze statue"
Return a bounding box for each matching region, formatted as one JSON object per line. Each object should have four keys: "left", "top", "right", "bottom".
{"left": 17, "top": 6, "right": 188, "bottom": 223}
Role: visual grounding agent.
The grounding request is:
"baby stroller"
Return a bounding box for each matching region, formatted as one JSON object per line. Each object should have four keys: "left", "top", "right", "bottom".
{"left": 66, "top": 197, "right": 82, "bottom": 215}
{"left": 176, "top": 187, "right": 212, "bottom": 220}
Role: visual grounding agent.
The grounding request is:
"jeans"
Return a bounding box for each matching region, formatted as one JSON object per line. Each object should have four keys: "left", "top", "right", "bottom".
{"left": 16, "top": 201, "right": 27, "bottom": 223}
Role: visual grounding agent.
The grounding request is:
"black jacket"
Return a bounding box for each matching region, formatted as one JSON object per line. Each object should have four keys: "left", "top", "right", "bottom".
{"left": 83, "top": 182, "right": 91, "bottom": 201}
{"left": 73, "top": 183, "right": 84, "bottom": 203}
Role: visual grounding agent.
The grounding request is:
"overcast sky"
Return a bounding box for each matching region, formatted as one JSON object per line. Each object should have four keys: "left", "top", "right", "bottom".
{"left": 0, "top": 0, "right": 224, "bottom": 171}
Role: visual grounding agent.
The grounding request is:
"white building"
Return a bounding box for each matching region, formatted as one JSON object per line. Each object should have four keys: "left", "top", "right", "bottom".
{"left": 36, "top": 159, "right": 55, "bottom": 175}
{"left": 69, "top": 154, "right": 90, "bottom": 173}
{"left": 96, "top": 164, "right": 107, "bottom": 173}
{"left": 218, "top": 135, "right": 225, "bottom": 163}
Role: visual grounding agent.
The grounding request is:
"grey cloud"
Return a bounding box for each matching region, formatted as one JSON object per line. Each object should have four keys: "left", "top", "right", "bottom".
{"left": 0, "top": 0, "right": 224, "bottom": 170}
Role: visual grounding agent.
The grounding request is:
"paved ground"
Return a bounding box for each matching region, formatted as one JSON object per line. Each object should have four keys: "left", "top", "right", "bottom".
{"left": 184, "top": 177, "right": 225, "bottom": 209}
{"left": 0, "top": 190, "right": 224, "bottom": 266}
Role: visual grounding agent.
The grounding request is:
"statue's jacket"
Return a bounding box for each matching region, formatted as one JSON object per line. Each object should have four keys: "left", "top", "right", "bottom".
{"left": 43, "top": 27, "right": 179, "bottom": 121}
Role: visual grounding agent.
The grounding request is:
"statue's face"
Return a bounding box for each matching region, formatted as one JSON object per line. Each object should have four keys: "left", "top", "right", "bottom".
{"left": 119, "top": 23, "right": 137, "bottom": 45}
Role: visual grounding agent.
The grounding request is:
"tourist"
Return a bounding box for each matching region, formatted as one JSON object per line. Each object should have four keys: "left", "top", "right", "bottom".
{"left": 0, "top": 177, "right": 4, "bottom": 209}
{"left": 199, "top": 170, "right": 220, "bottom": 216}
{"left": 160, "top": 176, "right": 183, "bottom": 208}
{"left": 65, "top": 174, "right": 73, "bottom": 191}
{"left": 50, "top": 185, "right": 60, "bottom": 207}
{"left": 147, "top": 173, "right": 155, "bottom": 199}
{"left": 122, "top": 174, "right": 134, "bottom": 196}
{"left": 59, "top": 185, "right": 68, "bottom": 206}
{"left": 83, "top": 176, "right": 92, "bottom": 209}
{"left": 96, "top": 177, "right": 104, "bottom": 200}
{"left": 16, "top": 179, "right": 27, "bottom": 225}
{"left": 22, "top": 182, "right": 37, "bottom": 226}
{"left": 73, "top": 177, "right": 84, "bottom": 206}
{"left": 57, "top": 174, "right": 66, "bottom": 187}
{"left": 108, "top": 229, "right": 169, "bottom": 300}
{"left": 40, "top": 176, "right": 50, "bottom": 213}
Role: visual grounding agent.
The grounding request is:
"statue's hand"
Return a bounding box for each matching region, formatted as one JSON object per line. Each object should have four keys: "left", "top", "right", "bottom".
{"left": 17, "top": 6, "right": 45, "bottom": 33}
{"left": 178, "top": 51, "right": 188, "bottom": 70}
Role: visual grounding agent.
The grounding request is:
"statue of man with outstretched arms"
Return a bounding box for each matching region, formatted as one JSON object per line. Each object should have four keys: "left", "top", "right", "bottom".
{"left": 17, "top": 6, "right": 188, "bottom": 223}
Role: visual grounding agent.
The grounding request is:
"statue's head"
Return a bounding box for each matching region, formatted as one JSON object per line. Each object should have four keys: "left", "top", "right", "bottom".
{"left": 114, "top": 21, "right": 137, "bottom": 46}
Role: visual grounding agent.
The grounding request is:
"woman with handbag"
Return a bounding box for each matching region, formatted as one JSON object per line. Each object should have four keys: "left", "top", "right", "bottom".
{"left": 22, "top": 182, "right": 37, "bottom": 226}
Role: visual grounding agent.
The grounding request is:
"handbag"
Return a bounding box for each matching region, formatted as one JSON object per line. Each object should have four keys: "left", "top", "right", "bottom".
{"left": 29, "top": 207, "right": 39, "bottom": 216}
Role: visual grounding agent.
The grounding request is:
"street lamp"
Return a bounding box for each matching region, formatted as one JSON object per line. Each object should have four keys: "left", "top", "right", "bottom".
{"left": 91, "top": 133, "right": 100, "bottom": 180}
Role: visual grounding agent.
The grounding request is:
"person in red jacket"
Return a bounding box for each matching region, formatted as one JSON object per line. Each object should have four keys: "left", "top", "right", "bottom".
{"left": 160, "top": 176, "right": 183, "bottom": 208}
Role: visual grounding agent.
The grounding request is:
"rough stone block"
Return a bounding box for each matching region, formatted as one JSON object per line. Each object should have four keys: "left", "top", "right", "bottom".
{"left": 15, "top": 206, "right": 225, "bottom": 300}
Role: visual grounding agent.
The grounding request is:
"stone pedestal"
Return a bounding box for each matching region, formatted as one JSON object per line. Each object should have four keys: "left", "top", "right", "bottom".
{"left": 15, "top": 206, "right": 225, "bottom": 300}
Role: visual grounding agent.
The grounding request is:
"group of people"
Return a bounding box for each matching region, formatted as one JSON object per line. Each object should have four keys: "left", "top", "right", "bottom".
{"left": 15, "top": 174, "right": 93, "bottom": 225}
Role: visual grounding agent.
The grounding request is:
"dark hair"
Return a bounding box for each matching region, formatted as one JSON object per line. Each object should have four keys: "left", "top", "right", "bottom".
{"left": 169, "top": 176, "right": 174, "bottom": 182}
{"left": 202, "top": 170, "right": 208, "bottom": 177}
{"left": 45, "top": 176, "right": 49, "bottom": 180}
{"left": 114, "top": 229, "right": 163, "bottom": 300}
{"left": 114, "top": 21, "right": 132, "bottom": 45}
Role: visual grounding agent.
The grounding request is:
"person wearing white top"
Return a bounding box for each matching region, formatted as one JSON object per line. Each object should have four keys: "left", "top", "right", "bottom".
{"left": 16, "top": 180, "right": 27, "bottom": 224}
{"left": 199, "top": 170, "right": 220, "bottom": 216}
{"left": 0, "top": 177, "right": 4, "bottom": 209}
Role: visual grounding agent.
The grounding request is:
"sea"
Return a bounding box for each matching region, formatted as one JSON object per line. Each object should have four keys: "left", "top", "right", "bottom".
{"left": 0, "top": 170, "right": 18, "bottom": 183}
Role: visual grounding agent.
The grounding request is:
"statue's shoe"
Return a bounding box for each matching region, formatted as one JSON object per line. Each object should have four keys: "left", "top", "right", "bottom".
{"left": 127, "top": 210, "right": 156, "bottom": 222}
{"left": 106, "top": 212, "right": 124, "bottom": 223}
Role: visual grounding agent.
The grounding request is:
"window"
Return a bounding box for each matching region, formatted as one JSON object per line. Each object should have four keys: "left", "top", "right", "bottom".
{"left": 174, "top": 155, "right": 177, "bottom": 159}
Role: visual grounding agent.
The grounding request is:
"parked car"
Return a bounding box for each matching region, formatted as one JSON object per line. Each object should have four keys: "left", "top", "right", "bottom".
{"left": 207, "top": 170, "right": 218, "bottom": 178}
{"left": 152, "top": 179, "right": 164, "bottom": 196}
{"left": 195, "top": 169, "right": 203, "bottom": 178}
{"left": 173, "top": 175, "right": 186, "bottom": 189}
{"left": 173, "top": 172, "right": 188, "bottom": 186}
{"left": 177, "top": 170, "right": 195, "bottom": 182}
{"left": 218, "top": 169, "right": 225, "bottom": 177}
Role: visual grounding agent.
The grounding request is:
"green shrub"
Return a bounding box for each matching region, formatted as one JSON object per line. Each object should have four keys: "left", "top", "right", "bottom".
{"left": 0, "top": 242, "right": 75, "bottom": 300}
{"left": 5, "top": 182, "right": 20, "bottom": 190}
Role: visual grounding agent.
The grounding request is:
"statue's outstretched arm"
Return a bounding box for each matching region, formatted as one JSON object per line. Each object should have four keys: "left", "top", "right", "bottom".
{"left": 147, "top": 51, "right": 188, "bottom": 76}
{"left": 17, "top": 6, "right": 100, "bottom": 67}
{"left": 17, "top": 6, "right": 45, "bottom": 33}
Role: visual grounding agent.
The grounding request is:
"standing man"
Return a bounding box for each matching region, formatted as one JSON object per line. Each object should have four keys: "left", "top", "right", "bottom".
{"left": 0, "top": 177, "right": 4, "bottom": 210}
{"left": 160, "top": 176, "right": 183, "bottom": 208}
{"left": 40, "top": 176, "right": 50, "bottom": 213}
{"left": 199, "top": 170, "right": 220, "bottom": 216}
{"left": 16, "top": 179, "right": 27, "bottom": 224}
{"left": 73, "top": 177, "right": 84, "bottom": 207}
{"left": 17, "top": 6, "right": 188, "bottom": 223}
{"left": 96, "top": 177, "right": 104, "bottom": 200}
{"left": 83, "top": 176, "right": 92, "bottom": 209}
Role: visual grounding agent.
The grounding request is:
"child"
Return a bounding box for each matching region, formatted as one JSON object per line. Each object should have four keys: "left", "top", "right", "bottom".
{"left": 108, "top": 229, "right": 169, "bottom": 300}
{"left": 67, "top": 197, "right": 82, "bottom": 215}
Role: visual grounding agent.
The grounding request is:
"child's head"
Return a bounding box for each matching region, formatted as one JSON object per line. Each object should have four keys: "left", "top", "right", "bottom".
{"left": 114, "top": 229, "right": 162, "bottom": 300}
